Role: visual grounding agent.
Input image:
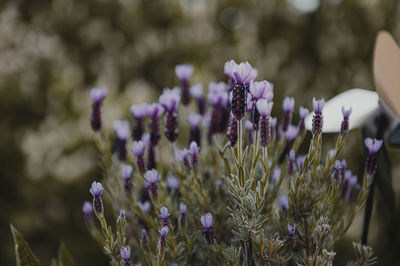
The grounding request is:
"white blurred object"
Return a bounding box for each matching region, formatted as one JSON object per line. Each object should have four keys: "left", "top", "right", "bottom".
{"left": 305, "top": 88, "right": 379, "bottom": 133}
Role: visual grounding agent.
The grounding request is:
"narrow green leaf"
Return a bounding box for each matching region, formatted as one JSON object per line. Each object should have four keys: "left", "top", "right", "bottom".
{"left": 10, "top": 224, "right": 41, "bottom": 266}
{"left": 58, "top": 243, "right": 77, "bottom": 266}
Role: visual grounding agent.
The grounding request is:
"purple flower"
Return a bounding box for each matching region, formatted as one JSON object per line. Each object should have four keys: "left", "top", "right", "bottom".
{"left": 145, "top": 169, "right": 161, "bottom": 197}
{"left": 297, "top": 155, "right": 305, "bottom": 172}
{"left": 365, "top": 138, "right": 383, "bottom": 176}
{"left": 333, "top": 160, "right": 342, "bottom": 181}
{"left": 281, "top": 97, "right": 295, "bottom": 133}
{"left": 175, "top": 64, "right": 194, "bottom": 81}
{"left": 138, "top": 201, "right": 151, "bottom": 213}
{"left": 249, "top": 80, "right": 274, "bottom": 100}
{"left": 159, "top": 226, "right": 169, "bottom": 250}
{"left": 365, "top": 138, "right": 383, "bottom": 155}
{"left": 147, "top": 103, "right": 164, "bottom": 118}
{"left": 180, "top": 203, "right": 187, "bottom": 214}
{"left": 224, "top": 60, "right": 257, "bottom": 84}
{"left": 278, "top": 195, "right": 289, "bottom": 213}
{"left": 141, "top": 133, "right": 151, "bottom": 147}
{"left": 82, "top": 201, "right": 93, "bottom": 215}
{"left": 160, "top": 206, "right": 170, "bottom": 220}
{"left": 298, "top": 106, "right": 309, "bottom": 135}
{"left": 201, "top": 213, "right": 214, "bottom": 245}
{"left": 90, "top": 181, "right": 104, "bottom": 197}
{"left": 312, "top": 98, "right": 325, "bottom": 135}
{"left": 313, "top": 97, "right": 325, "bottom": 114}
{"left": 159, "top": 88, "right": 181, "bottom": 112}
{"left": 113, "top": 120, "right": 131, "bottom": 140}
{"left": 141, "top": 229, "right": 148, "bottom": 245}
{"left": 215, "top": 180, "right": 223, "bottom": 187}
{"left": 190, "top": 83, "right": 203, "bottom": 99}
{"left": 122, "top": 165, "right": 133, "bottom": 180}
{"left": 227, "top": 116, "right": 238, "bottom": 146}
{"left": 340, "top": 106, "right": 352, "bottom": 136}
{"left": 90, "top": 181, "right": 104, "bottom": 213}
{"left": 208, "top": 82, "right": 228, "bottom": 106}
{"left": 288, "top": 224, "right": 296, "bottom": 244}
{"left": 201, "top": 213, "right": 213, "bottom": 229}
{"left": 186, "top": 113, "right": 203, "bottom": 128}
{"left": 256, "top": 99, "right": 273, "bottom": 117}
{"left": 132, "top": 141, "right": 145, "bottom": 156}
{"left": 120, "top": 246, "right": 131, "bottom": 260}
{"left": 89, "top": 87, "right": 108, "bottom": 103}
{"left": 167, "top": 174, "right": 179, "bottom": 191}
{"left": 259, "top": 116, "right": 271, "bottom": 147}
{"left": 189, "top": 141, "right": 200, "bottom": 165}
{"left": 341, "top": 174, "right": 359, "bottom": 203}
{"left": 130, "top": 103, "right": 148, "bottom": 119}
{"left": 285, "top": 125, "right": 298, "bottom": 142}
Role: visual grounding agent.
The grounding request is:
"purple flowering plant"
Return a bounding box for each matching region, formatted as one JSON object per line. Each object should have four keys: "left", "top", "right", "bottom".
{"left": 78, "top": 61, "right": 382, "bottom": 265}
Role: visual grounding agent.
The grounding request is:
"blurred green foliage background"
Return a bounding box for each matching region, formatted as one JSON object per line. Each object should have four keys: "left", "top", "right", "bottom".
{"left": 1, "top": 0, "right": 400, "bottom": 265}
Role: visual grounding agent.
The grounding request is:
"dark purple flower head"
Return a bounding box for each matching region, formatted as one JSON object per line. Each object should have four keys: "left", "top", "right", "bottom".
{"left": 186, "top": 113, "right": 203, "bottom": 128}
{"left": 208, "top": 82, "right": 228, "bottom": 106}
{"left": 283, "top": 97, "right": 295, "bottom": 112}
{"left": 132, "top": 141, "right": 145, "bottom": 157}
{"left": 90, "top": 181, "right": 104, "bottom": 197}
{"left": 312, "top": 97, "right": 325, "bottom": 114}
{"left": 287, "top": 149, "right": 296, "bottom": 174}
{"left": 190, "top": 83, "right": 203, "bottom": 99}
{"left": 130, "top": 103, "right": 148, "bottom": 119}
{"left": 120, "top": 246, "right": 131, "bottom": 260}
{"left": 279, "top": 195, "right": 289, "bottom": 213}
{"left": 118, "top": 209, "right": 126, "bottom": 223}
{"left": 113, "top": 120, "right": 131, "bottom": 140}
{"left": 138, "top": 201, "right": 151, "bottom": 213}
{"left": 342, "top": 106, "right": 352, "bottom": 118}
{"left": 286, "top": 125, "right": 298, "bottom": 142}
{"left": 180, "top": 203, "right": 187, "bottom": 214}
{"left": 159, "top": 88, "right": 181, "bottom": 112}
{"left": 340, "top": 106, "right": 352, "bottom": 136}
{"left": 146, "top": 103, "right": 164, "bottom": 118}
{"left": 201, "top": 213, "right": 213, "bottom": 229}
{"left": 82, "top": 201, "right": 93, "bottom": 215}
{"left": 256, "top": 99, "right": 273, "bottom": 117}
{"left": 89, "top": 87, "right": 108, "bottom": 103}
{"left": 160, "top": 206, "right": 170, "bottom": 220}
{"left": 122, "top": 165, "right": 133, "bottom": 180}
{"left": 365, "top": 138, "right": 383, "bottom": 154}
{"left": 189, "top": 141, "right": 200, "bottom": 160}
{"left": 249, "top": 80, "right": 273, "bottom": 101}
{"left": 175, "top": 64, "right": 194, "bottom": 81}
{"left": 167, "top": 174, "right": 179, "bottom": 191}
{"left": 159, "top": 226, "right": 169, "bottom": 237}
{"left": 224, "top": 60, "right": 257, "bottom": 84}
{"left": 289, "top": 149, "right": 295, "bottom": 161}
{"left": 141, "top": 134, "right": 151, "bottom": 148}
{"left": 299, "top": 106, "right": 310, "bottom": 119}
{"left": 144, "top": 169, "right": 161, "bottom": 184}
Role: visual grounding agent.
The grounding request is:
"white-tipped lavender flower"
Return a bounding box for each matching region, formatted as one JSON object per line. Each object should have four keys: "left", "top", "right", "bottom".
{"left": 207, "top": 82, "right": 230, "bottom": 142}
{"left": 160, "top": 206, "right": 170, "bottom": 227}
{"left": 201, "top": 213, "right": 214, "bottom": 245}
{"left": 117, "top": 209, "right": 126, "bottom": 225}
{"left": 340, "top": 106, "right": 352, "bottom": 136}
{"left": 187, "top": 113, "right": 203, "bottom": 146}
{"left": 271, "top": 167, "right": 281, "bottom": 185}
{"left": 287, "top": 149, "right": 296, "bottom": 175}
{"left": 189, "top": 141, "right": 200, "bottom": 167}
{"left": 120, "top": 246, "right": 132, "bottom": 266}
{"left": 227, "top": 115, "right": 238, "bottom": 146}
{"left": 159, "top": 226, "right": 169, "bottom": 250}
{"left": 245, "top": 120, "right": 254, "bottom": 144}
{"left": 175, "top": 64, "right": 194, "bottom": 106}
{"left": 249, "top": 80, "right": 273, "bottom": 100}
{"left": 298, "top": 106, "right": 309, "bottom": 135}
{"left": 113, "top": 120, "right": 131, "bottom": 161}
{"left": 130, "top": 103, "right": 148, "bottom": 140}
{"left": 365, "top": 138, "right": 383, "bottom": 176}
{"left": 257, "top": 99, "right": 273, "bottom": 147}
{"left": 90, "top": 181, "right": 104, "bottom": 214}
{"left": 312, "top": 98, "right": 325, "bottom": 135}
{"left": 215, "top": 179, "right": 223, "bottom": 187}
{"left": 281, "top": 97, "right": 295, "bottom": 133}
{"left": 82, "top": 201, "right": 93, "bottom": 224}
{"left": 167, "top": 174, "right": 179, "bottom": 192}
{"left": 132, "top": 141, "right": 146, "bottom": 172}
{"left": 145, "top": 169, "right": 161, "bottom": 197}
{"left": 147, "top": 103, "right": 164, "bottom": 146}
{"left": 288, "top": 224, "right": 296, "bottom": 244}
{"left": 160, "top": 89, "right": 180, "bottom": 143}
{"left": 89, "top": 87, "right": 107, "bottom": 132}
{"left": 122, "top": 164, "right": 133, "bottom": 194}
{"left": 341, "top": 172, "right": 360, "bottom": 203}
{"left": 224, "top": 60, "right": 257, "bottom": 85}
{"left": 297, "top": 155, "right": 305, "bottom": 172}
{"left": 279, "top": 195, "right": 289, "bottom": 213}
{"left": 179, "top": 203, "right": 187, "bottom": 227}
{"left": 138, "top": 201, "right": 151, "bottom": 213}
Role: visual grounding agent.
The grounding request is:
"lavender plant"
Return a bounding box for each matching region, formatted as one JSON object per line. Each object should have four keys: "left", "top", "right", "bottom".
{"left": 82, "top": 60, "right": 381, "bottom": 266}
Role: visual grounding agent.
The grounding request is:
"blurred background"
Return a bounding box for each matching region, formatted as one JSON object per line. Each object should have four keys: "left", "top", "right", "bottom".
{"left": 1, "top": 0, "right": 400, "bottom": 265}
